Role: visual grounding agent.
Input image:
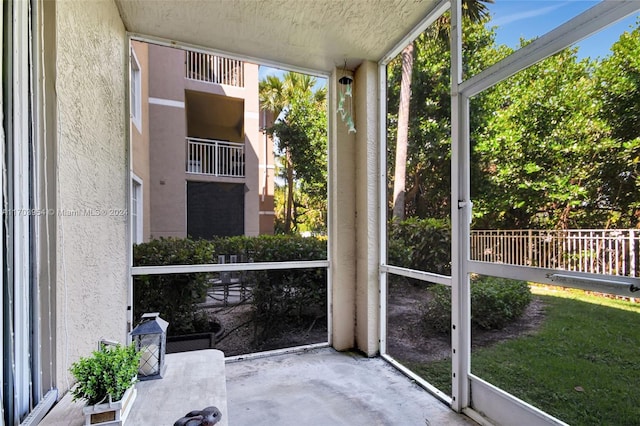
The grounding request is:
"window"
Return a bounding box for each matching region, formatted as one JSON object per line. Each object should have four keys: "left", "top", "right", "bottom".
{"left": 3, "top": 1, "right": 57, "bottom": 423}
{"left": 131, "top": 176, "right": 143, "bottom": 244}
{"left": 130, "top": 49, "right": 142, "bottom": 132}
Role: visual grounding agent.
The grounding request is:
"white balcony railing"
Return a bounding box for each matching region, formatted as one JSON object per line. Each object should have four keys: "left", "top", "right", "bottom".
{"left": 186, "top": 137, "right": 245, "bottom": 178}
{"left": 185, "top": 51, "right": 244, "bottom": 87}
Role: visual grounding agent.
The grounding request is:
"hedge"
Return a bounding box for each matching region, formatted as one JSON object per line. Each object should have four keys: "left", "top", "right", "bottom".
{"left": 423, "top": 276, "right": 532, "bottom": 333}
{"left": 133, "top": 235, "right": 327, "bottom": 339}
{"left": 388, "top": 217, "right": 451, "bottom": 275}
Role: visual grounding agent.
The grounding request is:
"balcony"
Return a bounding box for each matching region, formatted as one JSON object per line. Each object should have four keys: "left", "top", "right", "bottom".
{"left": 186, "top": 137, "right": 245, "bottom": 178}
{"left": 185, "top": 51, "right": 244, "bottom": 87}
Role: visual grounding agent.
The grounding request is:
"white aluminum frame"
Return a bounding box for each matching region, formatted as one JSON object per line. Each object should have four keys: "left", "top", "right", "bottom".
{"left": 12, "top": 0, "right": 33, "bottom": 420}
{"left": 379, "top": 0, "right": 640, "bottom": 423}
{"left": 127, "top": 33, "right": 328, "bottom": 81}
{"left": 450, "top": 0, "right": 471, "bottom": 412}
{"left": 130, "top": 47, "right": 142, "bottom": 133}
{"left": 31, "top": 0, "right": 58, "bottom": 420}
{"left": 460, "top": 1, "right": 640, "bottom": 99}
{"left": 377, "top": 59, "right": 388, "bottom": 358}
{"left": 131, "top": 260, "right": 330, "bottom": 276}
{"left": 131, "top": 173, "right": 143, "bottom": 245}
{"left": 1, "top": 2, "right": 5, "bottom": 421}
{"left": 377, "top": 0, "right": 456, "bottom": 405}
{"left": 3, "top": 0, "right": 56, "bottom": 422}
{"left": 463, "top": 3, "right": 640, "bottom": 422}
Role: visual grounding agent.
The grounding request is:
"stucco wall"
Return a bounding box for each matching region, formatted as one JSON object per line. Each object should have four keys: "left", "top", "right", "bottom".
{"left": 258, "top": 110, "right": 275, "bottom": 234}
{"left": 329, "top": 69, "right": 357, "bottom": 350}
{"left": 330, "top": 64, "right": 380, "bottom": 355}
{"left": 131, "top": 40, "right": 151, "bottom": 241}
{"left": 146, "top": 43, "right": 262, "bottom": 238}
{"left": 149, "top": 101, "right": 188, "bottom": 238}
{"left": 243, "top": 62, "right": 260, "bottom": 236}
{"left": 55, "top": 0, "right": 128, "bottom": 395}
{"left": 354, "top": 61, "right": 380, "bottom": 356}
{"left": 147, "top": 44, "right": 187, "bottom": 238}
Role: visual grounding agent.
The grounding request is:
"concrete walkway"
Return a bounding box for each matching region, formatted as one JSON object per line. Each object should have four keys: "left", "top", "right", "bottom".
{"left": 225, "top": 347, "right": 476, "bottom": 426}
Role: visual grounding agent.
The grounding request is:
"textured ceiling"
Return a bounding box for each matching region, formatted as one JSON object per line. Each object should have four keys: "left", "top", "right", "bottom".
{"left": 115, "top": 0, "right": 437, "bottom": 73}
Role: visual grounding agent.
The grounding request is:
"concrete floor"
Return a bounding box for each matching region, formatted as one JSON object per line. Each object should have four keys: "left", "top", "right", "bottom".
{"left": 225, "top": 347, "right": 477, "bottom": 426}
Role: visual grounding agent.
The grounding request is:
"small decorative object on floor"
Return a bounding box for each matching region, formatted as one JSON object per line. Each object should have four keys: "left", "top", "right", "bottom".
{"left": 131, "top": 312, "right": 168, "bottom": 380}
{"left": 173, "top": 406, "right": 222, "bottom": 426}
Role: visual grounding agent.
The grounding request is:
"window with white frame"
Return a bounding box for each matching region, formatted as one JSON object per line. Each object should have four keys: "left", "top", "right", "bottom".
{"left": 3, "top": 1, "right": 57, "bottom": 423}
{"left": 130, "top": 49, "right": 142, "bottom": 132}
{"left": 131, "top": 176, "right": 143, "bottom": 244}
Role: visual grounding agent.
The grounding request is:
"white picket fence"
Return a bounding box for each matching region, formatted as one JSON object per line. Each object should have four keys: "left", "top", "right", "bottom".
{"left": 470, "top": 229, "right": 639, "bottom": 277}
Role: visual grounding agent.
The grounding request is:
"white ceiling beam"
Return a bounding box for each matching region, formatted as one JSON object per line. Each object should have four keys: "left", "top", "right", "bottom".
{"left": 380, "top": 0, "right": 451, "bottom": 65}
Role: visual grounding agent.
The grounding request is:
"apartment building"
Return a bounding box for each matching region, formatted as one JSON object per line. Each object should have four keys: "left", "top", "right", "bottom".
{"left": 130, "top": 41, "right": 274, "bottom": 242}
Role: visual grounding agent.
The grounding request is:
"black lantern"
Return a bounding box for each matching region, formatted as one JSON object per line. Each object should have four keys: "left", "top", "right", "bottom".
{"left": 131, "top": 312, "right": 168, "bottom": 380}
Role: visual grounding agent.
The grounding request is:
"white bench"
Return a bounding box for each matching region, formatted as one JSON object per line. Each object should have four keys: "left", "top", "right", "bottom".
{"left": 40, "top": 349, "right": 228, "bottom": 426}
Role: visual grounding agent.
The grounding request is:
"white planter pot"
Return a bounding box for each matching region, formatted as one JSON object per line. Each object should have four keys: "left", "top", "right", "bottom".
{"left": 82, "top": 384, "right": 137, "bottom": 426}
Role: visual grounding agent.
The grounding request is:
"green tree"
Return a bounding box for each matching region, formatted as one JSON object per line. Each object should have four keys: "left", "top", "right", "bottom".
{"left": 390, "top": 0, "right": 493, "bottom": 221}
{"left": 473, "top": 22, "right": 640, "bottom": 230}
{"left": 259, "top": 72, "right": 327, "bottom": 234}
{"left": 473, "top": 46, "right": 610, "bottom": 229}
{"left": 388, "top": 15, "right": 500, "bottom": 220}
{"left": 592, "top": 22, "right": 640, "bottom": 227}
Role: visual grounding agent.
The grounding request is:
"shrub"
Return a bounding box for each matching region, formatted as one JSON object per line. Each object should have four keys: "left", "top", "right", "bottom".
{"left": 133, "top": 235, "right": 328, "bottom": 341}
{"left": 388, "top": 217, "right": 451, "bottom": 275}
{"left": 133, "top": 238, "right": 213, "bottom": 336}
{"left": 422, "top": 285, "right": 452, "bottom": 333}
{"left": 422, "top": 276, "right": 532, "bottom": 333}
{"left": 69, "top": 343, "right": 140, "bottom": 405}
{"left": 245, "top": 235, "right": 327, "bottom": 340}
{"left": 471, "top": 276, "right": 532, "bottom": 330}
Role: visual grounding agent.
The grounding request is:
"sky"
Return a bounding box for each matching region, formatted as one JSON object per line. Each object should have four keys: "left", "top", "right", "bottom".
{"left": 259, "top": 67, "right": 286, "bottom": 82}
{"left": 487, "top": 1, "right": 639, "bottom": 60}
{"left": 259, "top": 67, "right": 327, "bottom": 91}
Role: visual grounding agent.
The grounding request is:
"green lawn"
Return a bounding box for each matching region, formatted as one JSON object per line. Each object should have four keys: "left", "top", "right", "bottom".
{"left": 405, "top": 286, "right": 640, "bottom": 426}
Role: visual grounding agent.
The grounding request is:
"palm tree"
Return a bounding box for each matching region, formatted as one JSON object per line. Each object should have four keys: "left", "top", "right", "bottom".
{"left": 392, "top": 0, "right": 493, "bottom": 220}
{"left": 259, "top": 72, "right": 324, "bottom": 233}
{"left": 391, "top": 43, "right": 414, "bottom": 220}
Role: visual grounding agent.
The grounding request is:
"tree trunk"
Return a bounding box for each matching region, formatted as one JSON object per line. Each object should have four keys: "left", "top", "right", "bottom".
{"left": 285, "top": 149, "right": 295, "bottom": 232}
{"left": 392, "top": 43, "right": 414, "bottom": 221}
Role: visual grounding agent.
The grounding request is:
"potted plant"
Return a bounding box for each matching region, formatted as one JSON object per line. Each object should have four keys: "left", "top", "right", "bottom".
{"left": 69, "top": 342, "right": 141, "bottom": 425}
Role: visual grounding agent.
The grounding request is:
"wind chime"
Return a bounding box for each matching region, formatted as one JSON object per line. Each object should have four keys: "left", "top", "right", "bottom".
{"left": 337, "top": 68, "right": 356, "bottom": 134}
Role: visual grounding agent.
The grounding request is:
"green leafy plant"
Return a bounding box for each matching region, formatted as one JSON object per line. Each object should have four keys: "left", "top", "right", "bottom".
{"left": 423, "top": 276, "right": 532, "bottom": 333}
{"left": 422, "top": 284, "right": 452, "bottom": 333}
{"left": 69, "top": 344, "right": 141, "bottom": 405}
{"left": 388, "top": 217, "right": 451, "bottom": 275}
{"left": 471, "top": 276, "right": 532, "bottom": 330}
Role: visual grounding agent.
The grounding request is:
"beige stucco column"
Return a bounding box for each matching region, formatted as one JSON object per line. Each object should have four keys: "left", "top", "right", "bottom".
{"left": 55, "top": 0, "right": 128, "bottom": 394}
{"left": 354, "top": 61, "right": 380, "bottom": 356}
{"left": 329, "top": 62, "right": 380, "bottom": 355}
{"left": 329, "top": 68, "right": 357, "bottom": 351}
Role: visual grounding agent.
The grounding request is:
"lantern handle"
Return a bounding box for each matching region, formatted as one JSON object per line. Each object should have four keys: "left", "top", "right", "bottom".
{"left": 98, "top": 338, "right": 119, "bottom": 350}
